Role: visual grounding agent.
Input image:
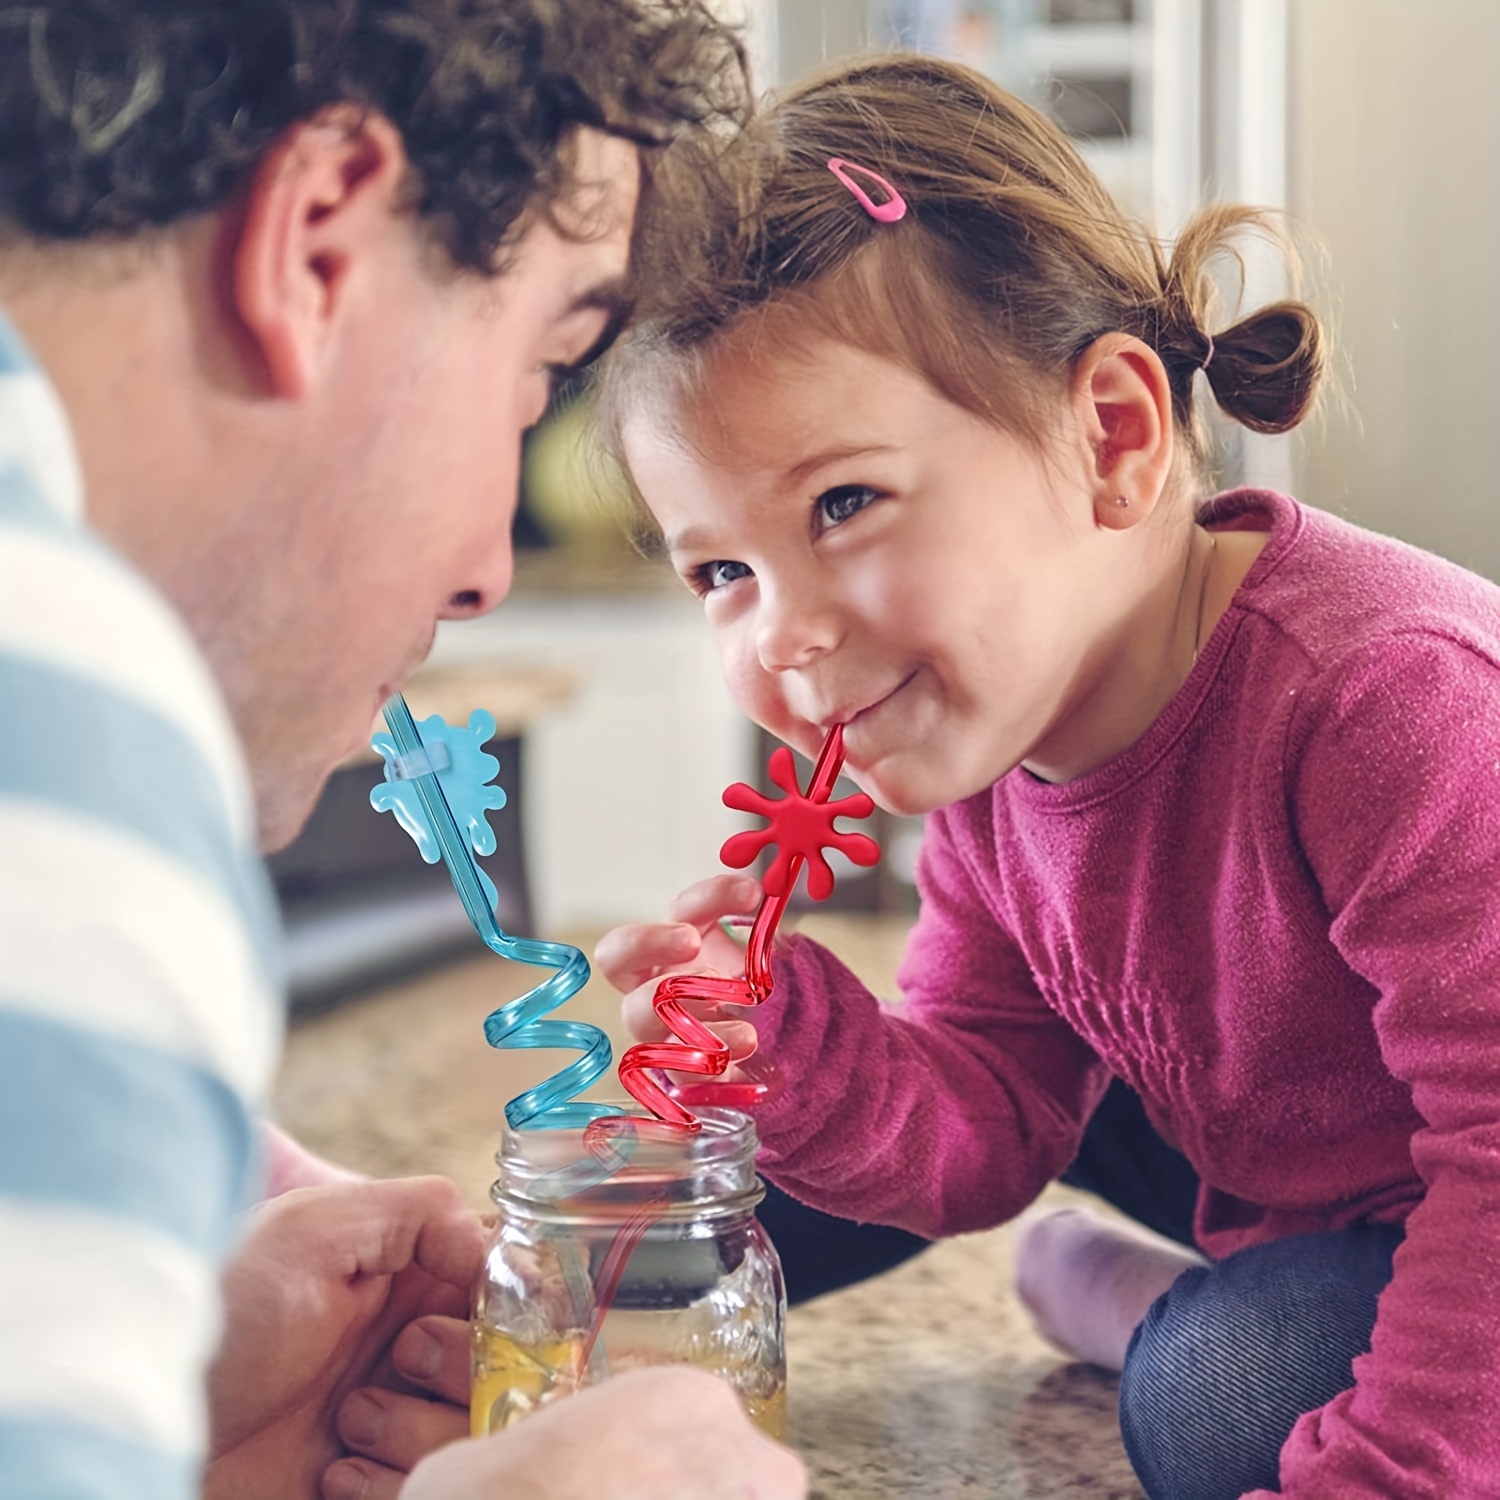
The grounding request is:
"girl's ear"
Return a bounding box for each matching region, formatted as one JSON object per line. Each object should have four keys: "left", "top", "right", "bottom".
{"left": 1070, "top": 334, "right": 1176, "bottom": 532}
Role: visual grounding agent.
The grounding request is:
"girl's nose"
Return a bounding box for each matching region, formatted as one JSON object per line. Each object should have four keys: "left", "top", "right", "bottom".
{"left": 754, "top": 578, "right": 843, "bottom": 673}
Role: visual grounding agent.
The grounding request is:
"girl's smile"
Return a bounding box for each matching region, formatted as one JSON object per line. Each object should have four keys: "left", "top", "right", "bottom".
{"left": 824, "top": 669, "right": 919, "bottom": 737}
{"left": 625, "top": 331, "right": 1210, "bottom": 816}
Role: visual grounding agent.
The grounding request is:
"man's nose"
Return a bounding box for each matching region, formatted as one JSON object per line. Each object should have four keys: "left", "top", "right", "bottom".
{"left": 439, "top": 532, "right": 515, "bottom": 620}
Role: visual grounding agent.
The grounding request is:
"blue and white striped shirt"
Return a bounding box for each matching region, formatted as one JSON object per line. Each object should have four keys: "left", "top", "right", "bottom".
{"left": 0, "top": 309, "right": 283, "bottom": 1497}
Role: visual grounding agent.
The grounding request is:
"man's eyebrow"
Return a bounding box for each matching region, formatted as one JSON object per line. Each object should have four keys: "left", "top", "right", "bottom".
{"left": 557, "top": 276, "right": 634, "bottom": 374}
{"left": 566, "top": 275, "right": 633, "bottom": 320}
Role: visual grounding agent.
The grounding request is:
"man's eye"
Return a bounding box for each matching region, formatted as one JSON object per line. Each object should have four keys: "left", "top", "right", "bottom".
{"left": 688, "top": 559, "right": 753, "bottom": 595}
{"left": 544, "top": 362, "right": 577, "bottom": 400}
{"left": 816, "top": 484, "right": 879, "bottom": 528}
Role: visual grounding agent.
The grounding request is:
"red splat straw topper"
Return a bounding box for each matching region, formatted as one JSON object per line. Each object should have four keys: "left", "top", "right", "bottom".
{"left": 611, "top": 723, "right": 879, "bottom": 1133}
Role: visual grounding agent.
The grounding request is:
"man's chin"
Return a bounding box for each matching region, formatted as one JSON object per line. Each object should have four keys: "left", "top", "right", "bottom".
{"left": 253, "top": 703, "right": 386, "bottom": 853}
{"left": 253, "top": 764, "right": 335, "bottom": 855}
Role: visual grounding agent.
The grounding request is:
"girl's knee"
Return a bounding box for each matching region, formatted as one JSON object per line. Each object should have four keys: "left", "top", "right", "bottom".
{"left": 1118, "top": 1229, "right": 1399, "bottom": 1500}
{"left": 1117, "top": 1268, "right": 1246, "bottom": 1494}
{"left": 1119, "top": 1266, "right": 1286, "bottom": 1499}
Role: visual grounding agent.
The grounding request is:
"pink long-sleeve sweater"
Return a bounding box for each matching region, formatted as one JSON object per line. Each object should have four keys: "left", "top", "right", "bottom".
{"left": 750, "top": 490, "right": 1500, "bottom": 1498}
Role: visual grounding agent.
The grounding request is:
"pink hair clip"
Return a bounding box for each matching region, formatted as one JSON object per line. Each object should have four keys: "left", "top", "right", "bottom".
{"left": 827, "top": 157, "right": 907, "bottom": 223}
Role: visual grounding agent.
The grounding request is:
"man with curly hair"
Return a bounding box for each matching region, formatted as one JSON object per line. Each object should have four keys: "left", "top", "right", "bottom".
{"left": 0, "top": 4, "right": 805, "bottom": 1498}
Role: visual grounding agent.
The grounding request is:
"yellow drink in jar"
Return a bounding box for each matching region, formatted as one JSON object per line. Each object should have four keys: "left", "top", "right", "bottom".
{"left": 471, "top": 1323, "right": 787, "bottom": 1440}
{"left": 471, "top": 1325, "right": 582, "bottom": 1435}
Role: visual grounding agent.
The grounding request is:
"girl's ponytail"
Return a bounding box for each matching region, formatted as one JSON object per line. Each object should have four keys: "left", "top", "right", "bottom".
{"left": 1159, "top": 204, "right": 1326, "bottom": 436}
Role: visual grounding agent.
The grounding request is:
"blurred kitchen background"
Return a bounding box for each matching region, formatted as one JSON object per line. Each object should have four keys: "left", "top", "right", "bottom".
{"left": 270, "top": 0, "right": 1500, "bottom": 1011}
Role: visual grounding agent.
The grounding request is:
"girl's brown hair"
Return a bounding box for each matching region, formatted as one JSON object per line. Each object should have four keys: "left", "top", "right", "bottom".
{"left": 600, "top": 53, "right": 1324, "bottom": 466}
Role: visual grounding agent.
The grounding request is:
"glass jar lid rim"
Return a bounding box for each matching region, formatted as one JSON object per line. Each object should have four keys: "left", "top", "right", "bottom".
{"left": 496, "top": 1105, "right": 760, "bottom": 1190}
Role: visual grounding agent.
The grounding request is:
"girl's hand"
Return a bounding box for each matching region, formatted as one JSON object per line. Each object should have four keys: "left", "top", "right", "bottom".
{"left": 594, "top": 875, "right": 766, "bottom": 1068}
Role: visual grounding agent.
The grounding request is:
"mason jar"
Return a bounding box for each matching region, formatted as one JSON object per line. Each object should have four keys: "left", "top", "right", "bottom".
{"left": 471, "top": 1106, "right": 787, "bottom": 1438}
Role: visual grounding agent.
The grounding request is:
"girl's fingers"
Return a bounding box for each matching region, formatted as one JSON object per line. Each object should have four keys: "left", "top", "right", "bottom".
{"left": 666, "top": 874, "right": 763, "bottom": 929}
{"left": 606, "top": 873, "right": 771, "bottom": 1043}
{"left": 654, "top": 1019, "right": 757, "bottom": 1065}
{"left": 620, "top": 974, "right": 762, "bottom": 1051}
{"left": 621, "top": 973, "right": 682, "bottom": 1042}
{"left": 594, "top": 921, "right": 703, "bottom": 994}
{"left": 596, "top": 877, "right": 765, "bottom": 996}
{"left": 663, "top": 1021, "right": 758, "bottom": 1087}
{"left": 711, "top": 1019, "right": 758, "bottom": 1061}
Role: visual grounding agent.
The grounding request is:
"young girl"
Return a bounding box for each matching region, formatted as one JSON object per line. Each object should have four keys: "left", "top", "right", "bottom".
{"left": 592, "top": 54, "right": 1500, "bottom": 1500}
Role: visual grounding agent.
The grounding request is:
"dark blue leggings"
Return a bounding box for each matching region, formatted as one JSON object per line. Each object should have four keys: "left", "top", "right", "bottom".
{"left": 757, "top": 1078, "right": 1401, "bottom": 1499}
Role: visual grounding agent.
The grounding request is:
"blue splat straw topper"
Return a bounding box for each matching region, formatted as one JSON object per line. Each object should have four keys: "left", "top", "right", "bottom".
{"left": 370, "top": 694, "right": 626, "bottom": 1136}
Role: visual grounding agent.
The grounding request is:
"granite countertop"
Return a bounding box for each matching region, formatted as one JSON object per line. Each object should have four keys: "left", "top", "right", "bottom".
{"left": 275, "top": 916, "right": 1144, "bottom": 1499}
{"left": 782, "top": 1220, "right": 1143, "bottom": 1498}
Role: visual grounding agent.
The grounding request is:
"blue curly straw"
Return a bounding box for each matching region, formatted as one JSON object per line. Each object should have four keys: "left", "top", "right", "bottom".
{"left": 370, "top": 693, "right": 625, "bottom": 1133}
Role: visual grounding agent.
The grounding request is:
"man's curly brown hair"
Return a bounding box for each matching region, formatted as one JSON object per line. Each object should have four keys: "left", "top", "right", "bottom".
{"left": 0, "top": 0, "right": 747, "bottom": 271}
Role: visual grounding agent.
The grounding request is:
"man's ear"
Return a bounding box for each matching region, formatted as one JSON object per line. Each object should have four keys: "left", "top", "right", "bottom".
{"left": 230, "top": 106, "right": 410, "bottom": 400}
{"left": 1070, "top": 334, "right": 1176, "bottom": 532}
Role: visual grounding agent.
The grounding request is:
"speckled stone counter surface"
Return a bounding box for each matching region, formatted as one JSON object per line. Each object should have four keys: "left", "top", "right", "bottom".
{"left": 781, "top": 1226, "right": 1143, "bottom": 1497}
{"left": 274, "top": 915, "right": 1145, "bottom": 1499}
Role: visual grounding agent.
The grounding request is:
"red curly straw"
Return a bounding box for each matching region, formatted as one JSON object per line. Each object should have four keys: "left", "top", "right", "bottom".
{"left": 608, "top": 723, "right": 877, "bottom": 1133}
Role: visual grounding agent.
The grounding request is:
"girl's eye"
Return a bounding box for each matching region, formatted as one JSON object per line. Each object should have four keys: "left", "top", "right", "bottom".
{"left": 816, "top": 484, "right": 879, "bottom": 529}
{"left": 688, "top": 559, "right": 753, "bottom": 595}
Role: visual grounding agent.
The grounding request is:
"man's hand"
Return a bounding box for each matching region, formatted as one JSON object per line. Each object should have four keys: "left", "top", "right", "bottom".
{"left": 260, "top": 1120, "right": 365, "bottom": 1196}
{"left": 203, "top": 1176, "right": 484, "bottom": 1500}
{"left": 400, "top": 1366, "right": 808, "bottom": 1500}
{"left": 323, "top": 1312, "right": 475, "bottom": 1500}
